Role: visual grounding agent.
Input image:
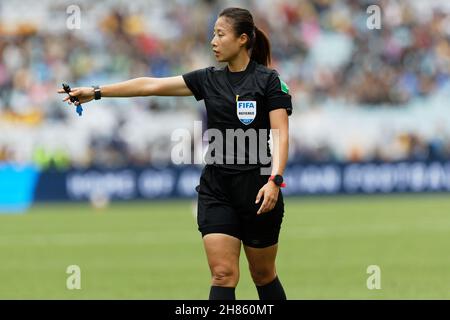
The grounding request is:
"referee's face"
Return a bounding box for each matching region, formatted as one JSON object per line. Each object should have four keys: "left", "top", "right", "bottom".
{"left": 211, "top": 17, "right": 247, "bottom": 62}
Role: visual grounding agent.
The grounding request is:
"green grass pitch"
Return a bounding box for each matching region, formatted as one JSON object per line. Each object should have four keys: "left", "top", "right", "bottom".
{"left": 0, "top": 194, "right": 449, "bottom": 299}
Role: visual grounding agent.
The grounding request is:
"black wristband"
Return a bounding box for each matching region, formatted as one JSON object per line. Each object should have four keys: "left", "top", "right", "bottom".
{"left": 92, "top": 85, "right": 101, "bottom": 100}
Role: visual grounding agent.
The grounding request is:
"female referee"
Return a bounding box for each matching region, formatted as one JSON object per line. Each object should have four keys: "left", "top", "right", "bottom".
{"left": 58, "top": 7, "right": 292, "bottom": 300}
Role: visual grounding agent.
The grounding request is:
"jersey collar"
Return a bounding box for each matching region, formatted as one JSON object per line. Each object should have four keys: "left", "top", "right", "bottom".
{"left": 223, "top": 59, "right": 257, "bottom": 96}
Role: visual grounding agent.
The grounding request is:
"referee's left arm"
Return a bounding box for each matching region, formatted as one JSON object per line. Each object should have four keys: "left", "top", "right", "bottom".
{"left": 255, "top": 108, "right": 289, "bottom": 214}
{"left": 269, "top": 108, "right": 289, "bottom": 177}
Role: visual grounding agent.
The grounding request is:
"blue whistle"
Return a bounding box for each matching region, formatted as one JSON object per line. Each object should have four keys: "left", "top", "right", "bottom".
{"left": 62, "top": 83, "right": 83, "bottom": 116}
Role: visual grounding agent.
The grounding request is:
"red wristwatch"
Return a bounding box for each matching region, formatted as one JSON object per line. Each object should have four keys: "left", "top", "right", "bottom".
{"left": 268, "top": 175, "right": 286, "bottom": 188}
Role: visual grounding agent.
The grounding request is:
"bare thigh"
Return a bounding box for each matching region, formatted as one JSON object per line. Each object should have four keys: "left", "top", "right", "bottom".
{"left": 203, "top": 233, "right": 241, "bottom": 287}
{"left": 244, "top": 243, "right": 278, "bottom": 286}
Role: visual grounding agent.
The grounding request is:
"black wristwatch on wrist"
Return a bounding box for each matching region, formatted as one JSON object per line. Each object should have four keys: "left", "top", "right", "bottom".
{"left": 92, "top": 85, "right": 101, "bottom": 100}
{"left": 268, "top": 174, "right": 286, "bottom": 188}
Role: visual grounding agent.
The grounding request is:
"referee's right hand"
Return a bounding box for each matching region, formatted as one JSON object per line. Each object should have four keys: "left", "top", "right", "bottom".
{"left": 58, "top": 87, "right": 95, "bottom": 106}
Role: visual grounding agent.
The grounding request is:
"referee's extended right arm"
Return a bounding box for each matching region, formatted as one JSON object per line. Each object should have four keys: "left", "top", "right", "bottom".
{"left": 57, "top": 76, "right": 193, "bottom": 106}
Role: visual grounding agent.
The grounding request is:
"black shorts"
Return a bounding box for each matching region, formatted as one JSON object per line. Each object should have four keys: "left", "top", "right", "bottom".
{"left": 196, "top": 165, "right": 285, "bottom": 248}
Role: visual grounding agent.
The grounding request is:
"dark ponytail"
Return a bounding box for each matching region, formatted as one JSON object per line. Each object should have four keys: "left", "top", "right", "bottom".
{"left": 219, "top": 7, "right": 272, "bottom": 67}
{"left": 251, "top": 26, "right": 271, "bottom": 67}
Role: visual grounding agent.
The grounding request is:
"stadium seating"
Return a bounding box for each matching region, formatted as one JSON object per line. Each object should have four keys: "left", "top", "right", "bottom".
{"left": 0, "top": 0, "right": 449, "bottom": 168}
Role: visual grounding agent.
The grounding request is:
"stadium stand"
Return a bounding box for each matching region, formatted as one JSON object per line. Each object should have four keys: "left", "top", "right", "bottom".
{"left": 0, "top": 0, "right": 449, "bottom": 168}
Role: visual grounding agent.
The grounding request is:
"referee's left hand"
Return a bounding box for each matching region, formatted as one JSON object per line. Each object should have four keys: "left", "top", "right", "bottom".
{"left": 255, "top": 181, "right": 280, "bottom": 215}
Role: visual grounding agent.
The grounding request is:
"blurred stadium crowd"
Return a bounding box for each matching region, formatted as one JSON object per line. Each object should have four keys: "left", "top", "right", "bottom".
{"left": 1, "top": 0, "right": 450, "bottom": 169}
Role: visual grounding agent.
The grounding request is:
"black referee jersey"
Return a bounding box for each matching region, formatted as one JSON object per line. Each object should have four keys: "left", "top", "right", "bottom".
{"left": 182, "top": 59, "right": 292, "bottom": 171}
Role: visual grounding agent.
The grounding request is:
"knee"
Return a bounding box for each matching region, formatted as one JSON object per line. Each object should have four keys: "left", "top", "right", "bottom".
{"left": 211, "top": 265, "right": 239, "bottom": 287}
{"left": 249, "top": 266, "right": 276, "bottom": 286}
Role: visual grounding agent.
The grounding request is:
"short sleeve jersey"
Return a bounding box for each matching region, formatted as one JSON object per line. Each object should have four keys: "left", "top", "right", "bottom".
{"left": 182, "top": 59, "right": 292, "bottom": 171}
